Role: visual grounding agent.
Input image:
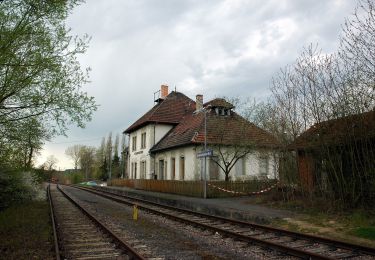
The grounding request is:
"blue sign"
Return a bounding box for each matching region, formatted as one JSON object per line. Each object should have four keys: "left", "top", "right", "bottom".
{"left": 197, "top": 149, "right": 213, "bottom": 158}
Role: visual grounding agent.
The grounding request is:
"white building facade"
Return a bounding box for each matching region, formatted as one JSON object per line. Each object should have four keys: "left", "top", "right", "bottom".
{"left": 152, "top": 146, "right": 278, "bottom": 181}
{"left": 124, "top": 85, "right": 280, "bottom": 181}
{"left": 128, "top": 123, "right": 173, "bottom": 179}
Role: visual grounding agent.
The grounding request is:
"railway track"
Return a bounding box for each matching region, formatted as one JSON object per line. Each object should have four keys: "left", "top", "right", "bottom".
{"left": 74, "top": 185, "right": 375, "bottom": 260}
{"left": 47, "top": 184, "right": 145, "bottom": 260}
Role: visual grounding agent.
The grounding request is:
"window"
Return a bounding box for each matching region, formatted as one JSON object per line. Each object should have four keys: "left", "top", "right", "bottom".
{"left": 215, "top": 107, "right": 230, "bottom": 116}
{"left": 141, "top": 132, "right": 146, "bottom": 149}
{"left": 130, "top": 163, "right": 133, "bottom": 179}
{"left": 235, "top": 158, "right": 244, "bottom": 176}
{"left": 140, "top": 161, "right": 146, "bottom": 179}
{"left": 259, "top": 156, "right": 269, "bottom": 177}
{"left": 131, "top": 162, "right": 137, "bottom": 179}
{"left": 159, "top": 159, "right": 164, "bottom": 180}
{"left": 171, "top": 158, "right": 176, "bottom": 180}
{"left": 133, "top": 162, "right": 137, "bottom": 179}
{"left": 164, "top": 161, "right": 168, "bottom": 180}
{"left": 129, "top": 163, "right": 133, "bottom": 179}
{"left": 180, "top": 156, "right": 185, "bottom": 180}
{"left": 209, "top": 157, "right": 219, "bottom": 180}
{"left": 132, "top": 136, "right": 137, "bottom": 151}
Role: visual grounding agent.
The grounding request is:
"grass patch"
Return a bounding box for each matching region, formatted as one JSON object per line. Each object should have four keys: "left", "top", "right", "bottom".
{"left": 257, "top": 190, "right": 375, "bottom": 246}
{"left": 0, "top": 201, "right": 54, "bottom": 259}
{"left": 352, "top": 227, "right": 375, "bottom": 240}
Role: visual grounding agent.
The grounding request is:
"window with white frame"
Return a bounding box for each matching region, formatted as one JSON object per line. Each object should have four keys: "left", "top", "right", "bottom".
{"left": 171, "top": 158, "right": 176, "bottom": 180}
{"left": 141, "top": 132, "right": 146, "bottom": 149}
{"left": 180, "top": 156, "right": 185, "bottom": 180}
{"left": 132, "top": 162, "right": 137, "bottom": 179}
{"left": 132, "top": 136, "right": 137, "bottom": 151}
{"left": 140, "top": 161, "right": 146, "bottom": 179}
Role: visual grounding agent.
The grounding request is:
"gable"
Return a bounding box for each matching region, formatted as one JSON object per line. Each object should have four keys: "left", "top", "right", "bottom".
{"left": 124, "top": 91, "right": 195, "bottom": 133}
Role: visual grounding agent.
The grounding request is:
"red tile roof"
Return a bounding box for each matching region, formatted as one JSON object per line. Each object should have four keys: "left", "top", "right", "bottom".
{"left": 290, "top": 110, "right": 375, "bottom": 150}
{"left": 150, "top": 109, "right": 280, "bottom": 152}
{"left": 124, "top": 91, "right": 195, "bottom": 133}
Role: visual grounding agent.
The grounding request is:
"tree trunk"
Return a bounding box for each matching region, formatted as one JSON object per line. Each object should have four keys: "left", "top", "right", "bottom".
{"left": 225, "top": 172, "right": 229, "bottom": 181}
{"left": 27, "top": 146, "right": 33, "bottom": 169}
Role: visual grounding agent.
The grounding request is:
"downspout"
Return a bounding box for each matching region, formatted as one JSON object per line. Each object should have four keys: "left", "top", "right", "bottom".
{"left": 127, "top": 133, "right": 130, "bottom": 179}
{"left": 153, "top": 123, "right": 156, "bottom": 179}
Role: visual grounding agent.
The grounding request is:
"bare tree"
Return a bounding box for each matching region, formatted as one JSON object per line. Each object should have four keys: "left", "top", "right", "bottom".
{"left": 268, "top": 0, "right": 375, "bottom": 207}
{"left": 65, "top": 145, "right": 82, "bottom": 170}
{"left": 113, "top": 134, "right": 119, "bottom": 160}
{"left": 79, "top": 146, "right": 96, "bottom": 181}
{"left": 95, "top": 137, "right": 107, "bottom": 179}
{"left": 106, "top": 132, "right": 113, "bottom": 179}
{"left": 44, "top": 155, "right": 58, "bottom": 171}
{"left": 198, "top": 101, "right": 257, "bottom": 182}
{"left": 120, "top": 133, "right": 127, "bottom": 178}
{"left": 341, "top": 0, "right": 375, "bottom": 86}
{"left": 211, "top": 145, "right": 254, "bottom": 182}
{"left": 112, "top": 133, "right": 120, "bottom": 178}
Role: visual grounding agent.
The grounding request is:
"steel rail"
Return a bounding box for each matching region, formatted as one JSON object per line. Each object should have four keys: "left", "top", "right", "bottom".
{"left": 47, "top": 184, "right": 61, "bottom": 260}
{"left": 56, "top": 185, "right": 145, "bottom": 260}
{"left": 74, "top": 185, "right": 339, "bottom": 260}
{"left": 85, "top": 185, "right": 375, "bottom": 257}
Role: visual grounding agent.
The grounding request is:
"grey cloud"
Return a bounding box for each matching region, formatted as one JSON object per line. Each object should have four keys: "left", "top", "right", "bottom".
{"left": 40, "top": 0, "right": 357, "bottom": 169}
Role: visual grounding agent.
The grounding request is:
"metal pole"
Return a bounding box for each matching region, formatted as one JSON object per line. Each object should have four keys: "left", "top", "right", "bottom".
{"left": 109, "top": 145, "right": 112, "bottom": 180}
{"left": 204, "top": 109, "right": 207, "bottom": 199}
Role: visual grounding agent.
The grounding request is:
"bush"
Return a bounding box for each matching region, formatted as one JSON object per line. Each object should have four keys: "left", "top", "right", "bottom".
{"left": 72, "top": 172, "right": 84, "bottom": 184}
{"left": 0, "top": 170, "right": 42, "bottom": 210}
{"left": 32, "top": 168, "right": 52, "bottom": 183}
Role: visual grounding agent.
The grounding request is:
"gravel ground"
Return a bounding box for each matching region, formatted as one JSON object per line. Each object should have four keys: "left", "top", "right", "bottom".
{"left": 61, "top": 185, "right": 299, "bottom": 260}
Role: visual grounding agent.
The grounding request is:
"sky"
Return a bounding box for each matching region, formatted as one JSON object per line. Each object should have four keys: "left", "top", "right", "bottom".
{"left": 37, "top": 0, "right": 357, "bottom": 170}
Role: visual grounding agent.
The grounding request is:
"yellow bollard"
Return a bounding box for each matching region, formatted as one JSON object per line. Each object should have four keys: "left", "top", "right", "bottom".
{"left": 133, "top": 204, "right": 138, "bottom": 221}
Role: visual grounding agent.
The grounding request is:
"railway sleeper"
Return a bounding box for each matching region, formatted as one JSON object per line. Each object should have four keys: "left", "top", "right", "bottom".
{"left": 74, "top": 252, "right": 124, "bottom": 260}
{"left": 63, "top": 237, "right": 106, "bottom": 243}
{"left": 64, "top": 241, "right": 112, "bottom": 249}
{"left": 69, "top": 247, "right": 119, "bottom": 254}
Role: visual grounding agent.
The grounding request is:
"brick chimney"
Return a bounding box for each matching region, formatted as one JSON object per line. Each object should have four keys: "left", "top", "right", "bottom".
{"left": 196, "top": 94, "right": 203, "bottom": 111}
{"left": 161, "top": 85, "right": 169, "bottom": 99}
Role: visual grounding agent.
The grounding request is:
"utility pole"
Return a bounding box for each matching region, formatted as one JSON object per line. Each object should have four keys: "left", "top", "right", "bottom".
{"left": 196, "top": 104, "right": 211, "bottom": 199}
{"left": 204, "top": 108, "right": 207, "bottom": 199}
{"left": 108, "top": 147, "right": 112, "bottom": 180}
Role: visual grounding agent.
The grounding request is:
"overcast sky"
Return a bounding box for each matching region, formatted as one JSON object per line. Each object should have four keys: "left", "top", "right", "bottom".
{"left": 37, "top": 0, "right": 357, "bottom": 170}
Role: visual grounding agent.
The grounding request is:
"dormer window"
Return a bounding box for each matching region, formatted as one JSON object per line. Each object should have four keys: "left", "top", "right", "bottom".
{"left": 215, "top": 107, "right": 231, "bottom": 116}
{"left": 208, "top": 98, "right": 234, "bottom": 116}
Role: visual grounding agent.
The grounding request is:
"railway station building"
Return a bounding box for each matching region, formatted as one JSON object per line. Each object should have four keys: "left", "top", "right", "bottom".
{"left": 123, "top": 85, "right": 280, "bottom": 181}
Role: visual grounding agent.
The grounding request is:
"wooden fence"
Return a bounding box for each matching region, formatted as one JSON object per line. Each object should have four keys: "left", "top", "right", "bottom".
{"left": 109, "top": 179, "right": 277, "bottom": 198}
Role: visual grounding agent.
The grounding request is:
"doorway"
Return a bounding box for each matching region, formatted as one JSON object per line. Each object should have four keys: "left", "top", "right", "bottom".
{"left": 159, "top": 159, "right": 164, "bottom": 180}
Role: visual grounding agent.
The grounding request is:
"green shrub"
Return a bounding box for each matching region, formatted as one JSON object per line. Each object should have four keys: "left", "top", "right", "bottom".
{"left": 0, "top": 170, "right": 40, "bottom": 210}
{"left": 32, "top": 168, "right": 52, "bottom": 183}
{"left": 72, "top": 172, "right": 84, "bottom": 184}
{"left": 353, "top": 227, "right": 375, "bottom": 240}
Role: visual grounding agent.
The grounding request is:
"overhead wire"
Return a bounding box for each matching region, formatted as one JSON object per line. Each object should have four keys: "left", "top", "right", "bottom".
{"left": 49, "top": 137, "right": 102, "bottom": 145}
